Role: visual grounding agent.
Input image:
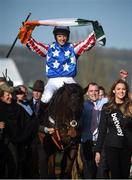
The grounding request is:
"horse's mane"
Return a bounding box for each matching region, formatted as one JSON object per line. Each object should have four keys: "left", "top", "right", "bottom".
{"left": 48, "top": 83, "right": 84, "bottom": 128}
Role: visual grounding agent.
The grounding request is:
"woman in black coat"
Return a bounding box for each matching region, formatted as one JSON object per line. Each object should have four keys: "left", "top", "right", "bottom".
{"left": 95, "top": 79, "right": 132, "bottom": 179}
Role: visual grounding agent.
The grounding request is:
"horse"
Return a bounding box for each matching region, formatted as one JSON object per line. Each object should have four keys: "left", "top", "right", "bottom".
{"left": 39, "top": 83, "right": 84, "bottom": 179}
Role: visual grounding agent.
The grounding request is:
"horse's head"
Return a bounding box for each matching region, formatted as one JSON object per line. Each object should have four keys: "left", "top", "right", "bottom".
{"left": 48, "top": 83, "right": 84, "bottom": 128}
{"left": 47, "top": 83, "right": 84, "bottom": 150}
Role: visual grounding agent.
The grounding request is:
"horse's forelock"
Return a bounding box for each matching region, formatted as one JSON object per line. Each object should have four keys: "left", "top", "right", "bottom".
{"left": 48, "top": 83, "right": 84, "bottom": 128}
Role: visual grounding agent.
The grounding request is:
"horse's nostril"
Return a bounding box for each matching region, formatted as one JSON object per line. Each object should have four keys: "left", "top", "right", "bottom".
{"left": 70, "top": 120, "right": 77, "bottom": 127}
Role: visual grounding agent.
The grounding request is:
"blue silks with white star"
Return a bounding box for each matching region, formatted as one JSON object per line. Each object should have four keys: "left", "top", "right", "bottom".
{"left": 46, "top": 42, "right": 77, "bottom": 78}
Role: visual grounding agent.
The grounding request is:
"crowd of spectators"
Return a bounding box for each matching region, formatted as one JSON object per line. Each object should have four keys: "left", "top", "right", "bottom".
{"left": 0, "top": 69, "right": 131, "bottom": 179}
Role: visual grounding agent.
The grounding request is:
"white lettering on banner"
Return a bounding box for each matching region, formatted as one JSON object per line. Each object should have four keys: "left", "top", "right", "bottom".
{"left": 111, "top": 113, "right": 124, "bottom": 136}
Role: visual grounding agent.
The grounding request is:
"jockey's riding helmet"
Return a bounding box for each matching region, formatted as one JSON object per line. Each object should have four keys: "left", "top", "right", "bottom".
{"left": 53, "top": 26, "right": 70, "bottom": 41}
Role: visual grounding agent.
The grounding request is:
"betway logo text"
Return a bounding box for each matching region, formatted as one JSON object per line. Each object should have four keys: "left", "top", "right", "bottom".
{"left": 111, "top": 113, "right": 124, "bottom": 136}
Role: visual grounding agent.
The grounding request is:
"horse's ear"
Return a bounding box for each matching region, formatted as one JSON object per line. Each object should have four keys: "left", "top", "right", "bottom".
{"left": 63, "top": 82, "right": 68, "bottom": 86}
{"left": 63, "top": 82, "right": 69, "bottom": 90}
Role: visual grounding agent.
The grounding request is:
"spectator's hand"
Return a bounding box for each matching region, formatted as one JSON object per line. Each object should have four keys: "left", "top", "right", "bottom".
{"left": 95, "top": 152, "right": 101, "bottom": 167}
{"left": 47, "top": 128, "right": 55, "bottom": 134}
{"left": 39, "top": 126, "right": 55, "bottom": 134}
{"left": 0, "top": 121, "right": 5, "bottom": 129}
{"left": 120, "top": 69, "right": 128, "bottom": 81}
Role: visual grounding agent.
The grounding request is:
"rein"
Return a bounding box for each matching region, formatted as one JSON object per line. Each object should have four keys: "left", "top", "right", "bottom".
{"left": 51, "top": 130, "right": 78, "bottom": 152}
{"left": 51, "top": 129, "right": 64, "bottom": 151}
{"left": 51, "top": 122, "right": 78, "bottom": 152}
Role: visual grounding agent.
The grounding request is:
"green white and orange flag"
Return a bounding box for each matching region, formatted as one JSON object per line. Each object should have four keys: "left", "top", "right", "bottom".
{"left": 18, "top": 18, "right": 106, "bottom": 46}
{"left": 18, "top": 18, "right": 93, "bottom": 45}
{"left": 25, "top": 18, "right": 93, "bottom": 27}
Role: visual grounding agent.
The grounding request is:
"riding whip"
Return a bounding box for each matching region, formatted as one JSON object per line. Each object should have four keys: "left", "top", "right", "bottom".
{"left": 6, "top": 12, "right": 31, "bottom": 58}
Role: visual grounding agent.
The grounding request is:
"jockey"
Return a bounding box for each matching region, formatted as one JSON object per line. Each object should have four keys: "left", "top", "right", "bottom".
{"left": 19, "top": 21, "right": 106, "bottom": 103}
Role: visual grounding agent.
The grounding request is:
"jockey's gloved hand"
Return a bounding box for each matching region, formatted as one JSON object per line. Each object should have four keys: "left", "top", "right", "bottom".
{"left": 18, "top": 21, "right": 38, "bottom": 45}
{"left": 92, "top": 21, "right": 106, "bottom": 46}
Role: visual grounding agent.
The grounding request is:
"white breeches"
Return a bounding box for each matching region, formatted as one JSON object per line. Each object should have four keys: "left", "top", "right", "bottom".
{"left": 41, "top": 77, "right": 76, "bottom": 103}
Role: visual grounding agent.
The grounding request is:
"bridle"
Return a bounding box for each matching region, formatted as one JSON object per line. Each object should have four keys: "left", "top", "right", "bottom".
{"left": 49, "top": 116, "right": 78, "bottom": 151}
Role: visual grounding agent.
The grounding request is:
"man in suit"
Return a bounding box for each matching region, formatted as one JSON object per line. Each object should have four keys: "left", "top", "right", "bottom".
{"left": 81, "top": 82, "right": 108, "bottom": 179}
{"left": 29, "top": 79, "right": 49, "bottom": 179}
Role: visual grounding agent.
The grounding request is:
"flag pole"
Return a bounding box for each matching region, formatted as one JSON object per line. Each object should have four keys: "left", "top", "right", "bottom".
{"left": 6, "top": 12, "right": 31, "bottom": 58}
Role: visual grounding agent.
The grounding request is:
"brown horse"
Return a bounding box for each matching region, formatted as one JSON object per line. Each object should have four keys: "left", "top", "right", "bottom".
{"left": 40, "top": 83, "right": 84, "bottom": 179}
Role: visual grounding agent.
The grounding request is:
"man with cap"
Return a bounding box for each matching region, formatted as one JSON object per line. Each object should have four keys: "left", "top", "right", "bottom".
{"left": 29, "top": 80, "right": 45, "bottom": 117}
{"left": 28, "top": 79, "right": 50, "bottom": 179}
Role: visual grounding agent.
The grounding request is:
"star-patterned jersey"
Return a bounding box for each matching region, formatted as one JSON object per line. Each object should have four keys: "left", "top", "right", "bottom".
{"left": 46, "top": 42, "right": 77, "bottom": 77}
{"left": 26, "top": 32, "right": 96, "bottom": 78}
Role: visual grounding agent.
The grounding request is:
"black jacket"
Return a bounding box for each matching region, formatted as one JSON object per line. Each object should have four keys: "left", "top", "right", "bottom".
{"left": 28, "top": 98, "right": 49, "bottom": 126}
{"left": 0, "top": 100, "right": 38, "bottom": 145}
{"left": 95, "top": 105, "right": 132, "bottom": 153}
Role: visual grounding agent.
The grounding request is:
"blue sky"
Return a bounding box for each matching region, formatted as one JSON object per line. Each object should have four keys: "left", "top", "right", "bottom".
{"left": 1, "top": 0, "right": 132, "bottom": 49}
